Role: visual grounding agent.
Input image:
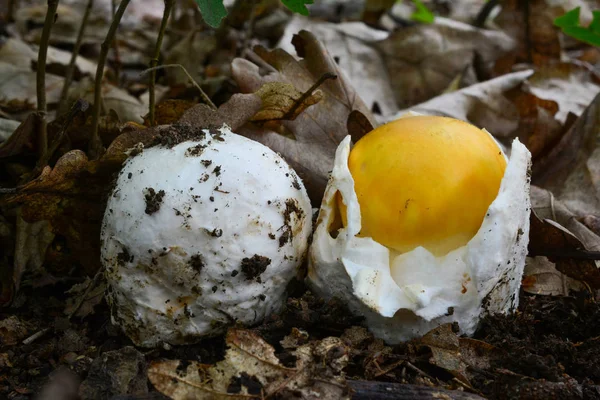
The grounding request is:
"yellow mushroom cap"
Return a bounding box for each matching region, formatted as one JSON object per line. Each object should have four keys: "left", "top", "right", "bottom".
{"left": 340, "top": 115, "right": 507, "bottom": 256}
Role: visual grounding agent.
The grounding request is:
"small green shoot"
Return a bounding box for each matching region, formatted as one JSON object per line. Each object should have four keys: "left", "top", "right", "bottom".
{"left": 410, "top": 0, "right": 434, "bottom": 24}
{"left": 195, "top": 0, "right": 313, "bottom": 28}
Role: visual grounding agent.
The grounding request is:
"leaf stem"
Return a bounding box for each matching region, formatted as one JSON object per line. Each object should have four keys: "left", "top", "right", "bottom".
{"left": 57, "top": 0, "right": 94, "bottom": 115}
{"left": 89, "top": 0, "right": 131, "bottom": 159}
{"left": 141, "top": 64, "right": 217, "bottom": 110}
{"left": 36, "top": 0, "right": 59, "bottom": 160}
{"left": 149, "top": 0, "right": 175, "bottom": 126}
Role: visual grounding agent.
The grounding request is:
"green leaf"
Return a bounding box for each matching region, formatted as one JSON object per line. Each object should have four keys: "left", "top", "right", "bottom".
{"left": 280, "top": 0, "right": 314, "bottom": 16}
{"left": 554, "top": 7, "right": 600, "bottom": 47}
{"left": 410, "top": 0, "right": 434, "bottom": 24}
{"left": 553, "top": 7, "right": 580, "bottom": 28}
{"left": 589, "top": 10, "right": 600, "bottom": 35}
{"left": 562, "top": 26, "right": 600, "bottom": 46}
{"left": 195, "top": 0, "right": 227, "bottom": 28}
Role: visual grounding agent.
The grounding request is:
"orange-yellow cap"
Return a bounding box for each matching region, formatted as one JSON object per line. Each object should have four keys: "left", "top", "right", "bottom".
{"left": 339, "top": 115, "right": 507, "bottom": 256}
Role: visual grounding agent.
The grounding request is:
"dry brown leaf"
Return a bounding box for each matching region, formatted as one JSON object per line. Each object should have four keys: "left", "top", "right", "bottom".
{"left": 493, "top": 0, "right": 562, "bottom": 71}
{"left": 13, "top": 208, "right": 55, "bottom": 291}
{"left": 148, "top": 328, "right": 350, "bottom": 400}
{"left": 525, "top": 62, "right": 600, "bottom": 124}
{"left": 0, "top": 62, "right": 63, "bottom": 111}
{"left": 143, "top": 99, "right": 197, "bottom": 127}
{"left": 252, "top": 82, "right": 323, "bottom": 123}
{"left": 278, "top": 16, "right": 398, "bottom": 118}
{"left": 0, "top": 113, "right": 41, "bottom": 159}
{"left": 529, "top": 186, "right": 600, "bottom": 288}
{"left": 232, "top": 30, "right": 375, "bottom": 204}
{"left": 1, "top": 126, "right": 164, "bottom": 277}
{"left": 376, "top": 17, "right": 516, "bottom": 108}
{"left": 64, "top": 276, "right": 107, "bottom": 318}
{"left": 523, "top": 256, "right": 586, "bottom": 296}
{"left": 533, "top": 91, "right": 600, "bottom": 217}
{"left": 415, "top": 324, "right": 497, "bottom": 387}
{"left": 389, "top": 70, "right": 532, "bottom": 138}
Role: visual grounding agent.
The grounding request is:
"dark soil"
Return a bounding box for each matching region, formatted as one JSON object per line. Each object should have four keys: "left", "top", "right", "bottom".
{"left": 1, "top": 280, "right": 599, "bottom": 400}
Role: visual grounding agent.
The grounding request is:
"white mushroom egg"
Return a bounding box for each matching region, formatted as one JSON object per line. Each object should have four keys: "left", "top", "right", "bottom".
{"left": 101, "top": 125, "right": 312, "bottom": 348}
{"left": 308, "top": 114, "right": 531, "bottom": 343}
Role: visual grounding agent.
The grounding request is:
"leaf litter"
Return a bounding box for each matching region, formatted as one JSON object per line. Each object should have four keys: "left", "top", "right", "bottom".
{"left": 1, "top": 0, "right": 600, "bottom": 399}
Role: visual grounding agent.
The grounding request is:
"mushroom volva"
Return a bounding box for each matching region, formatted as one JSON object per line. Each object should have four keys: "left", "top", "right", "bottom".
{"left": 101, "top": 124, "right": 312, "bottom": 348}
{"left": 308, "top": 113, "right": 531, "bottom": 343}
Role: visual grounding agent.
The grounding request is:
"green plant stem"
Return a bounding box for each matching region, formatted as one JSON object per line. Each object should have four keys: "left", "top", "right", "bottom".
{"left": 89, "top": 0, "right": 131, "bottom": 159}
{"left": 36, "top": 0, "right": 59, "bottom": 160}
{"left": 57, "top": 0, "right": 94, "bottom": 115}
{"left": 149, "top": 0, "right": 175, "bottom": 126}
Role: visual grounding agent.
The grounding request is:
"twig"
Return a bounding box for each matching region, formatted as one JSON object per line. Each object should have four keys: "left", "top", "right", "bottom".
{"left": 89, "top": 0, "right": 131, "bottom": 160}
{"left": 22, "top": 328, "right": 50, "bottom": 345}
{"left": 7, "top": 0, "right": 16, "bottom": 22}
{"left": 282, "top": 72, "right": 337, "bottom": 120}
{"left": 57, "top": 0, "right": 94, "bottom": 115}
{"left": 148, "top": 0, "right": 175, "bottom": 126}
{"left": 111, "top": 0, "right": 123, "bottom": 85}
{"left": 36, "top": 0, "right": 59, "bottom": 160}
{"left": 140, "top": 64, "right": 217, "bottom": 110}
{"left": 473, "top": 0, "right": 499, "bottom": 28}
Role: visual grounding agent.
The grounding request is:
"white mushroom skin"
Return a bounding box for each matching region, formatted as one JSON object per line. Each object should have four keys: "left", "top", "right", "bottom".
{"left": 101, "top": 125, "right": 312, "bottom": 348}
{"left": 308, "top": 135, "right": 532, "bottom": 344}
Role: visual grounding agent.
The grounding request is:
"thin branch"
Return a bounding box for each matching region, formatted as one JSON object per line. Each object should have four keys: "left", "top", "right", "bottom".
{"left": 149, "top": 0, "right": 175, "bottom": 126}
{"left": 111, "top": 0, "right": 123, "bottom": 85}
{"left": 36, "top": 0, "right": 59, "bottom": 160}
{"left": 282, "top": 72, "right": 337, "bottom": 120}
{"left": 89, "top": 0, "right": 131, "bottom": 160}
{"left": 141, "top": 64, "right": 217, "bottom": 110}
{"left": 57, "top": 0, "right": 94, "bottom": 115}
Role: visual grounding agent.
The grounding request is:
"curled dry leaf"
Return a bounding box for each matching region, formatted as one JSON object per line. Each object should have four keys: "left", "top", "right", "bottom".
{"left": 232, "top": 30, "right": 376, "bottom": 204}
{"left": 376, "top": 17, "right": 516, "bottom": 108}
{"left": 388, "top": 70, "right": 533, "bottom": 138}
{"left": 523, "top": 256, "right": 585, "bottom": 296}
{"left": 529, "top": 186, "right": 600, "bottom": 289}
{"left": 532, "top": 91, "right": 600, "bottom": 217}
{"left": 251, "top": 81, "right": 323, "bottom": 123}
{"left": 278, "top": 16, "right": 398, "bottom": 118}
{"left": 148, "top": 328, "right": 350, "bottom": 400}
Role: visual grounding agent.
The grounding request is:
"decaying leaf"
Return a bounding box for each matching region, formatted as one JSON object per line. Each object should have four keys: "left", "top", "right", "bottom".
{"left": 251, "top": 81, "right": 323, "bottom": 123}
{"left": 1, "top": 126, "right": 165, "bottom": 276}
{"left": 148, "top": 328, "right": 350, "bottom": 399}
{"left": 64, "top": 275, "right": 107, "bottom": 318}
{"left": 389, "top": 70, "right": 533, "bottom": 138}
{"left": 232, "top": 30, "right": 376, "bottom": 204}
{"left": 0, "top": 316, "right": 31, "bottom": 346}
{"left": 376, "top": 17, "right": 516, "bottom": 108}
{"left": 0, "top": 62, "right": 63, "bottom": 111}
{"left": 278, "top": 16, "right": 398, "bottom": 118}
{"left": 523, "top": 256, "right": 586, "bottom": 296}
{"left": 13, "top": 208, "right": 55, "bottom": 291}
{"left": 416, "top": 324, "right": 496, "bottom": 387}
{"left": 529, "top": 186, "right": 600, "bottom": 289}
{"left": 533, "top": 91, "right": 600, "bottom": 216}
{"left": 493, "top": 0, "right": 560, "bottom": 69}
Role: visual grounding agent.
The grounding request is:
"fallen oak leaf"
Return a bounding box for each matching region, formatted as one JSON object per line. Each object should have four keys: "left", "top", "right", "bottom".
{"left": 1, "top": 125, "right": 166, "bottom": 277}
{"left": 148, "top": 328, "right": 350, "bottom": 400}
{"left": 251, "top": 81, "right": 326, "bottom": 123}
{"left": 232, "top": 30, "right": 376, "bottom": 205}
